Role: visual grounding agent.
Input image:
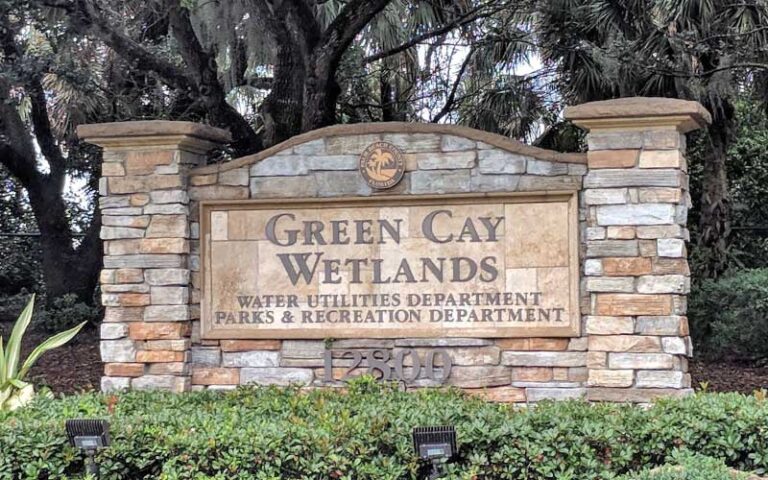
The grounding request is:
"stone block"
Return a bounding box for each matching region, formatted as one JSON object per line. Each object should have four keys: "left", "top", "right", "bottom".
{"left": 149, "top": 191, "right": 187, "bottom": 206}
{"left": 639, "top": 150, "right": 684, "bottom": 169}
{"left": 596, "top": 204, "right": 676, "bottom": 226}
{"left": 586, "top": 240, "right": 638, "bottom": 257}
{"left": 587, "top": 150, "right": 638, "bottom": 168}
{"left": 101, "top": 227, "right": 145, "bottom": 240}
{"left": 635, "top": 316, "right": 684, "bottom": 335}
{"left": 102, "top": 215, "right": 150, "bottom": 228}
{"left": 441, "top": 135, "right": 476, "bottom": 151}
{"left": 101, "top": 377, "right": 130, "bottom": 392}
{"left": 657, "top": 238, "right": 685, "bottom": 257}
{"left": 606, "top": 226, "right": 635, "bottom": 239}
{"left": 652, "top": 258, "right": 689, "bottom": 275}
{"left": 635, "top": 370, "right": 686, "bottom": 388}
{"left": 586, "top": 227, "right": 606, "bottom": 240}
{"left": 145, "top": 268, "right": 190, "bottom": 286}
{"left": 602, "top": 257, "right": 652, "bottom": 276}
{"left": 150, "top": 286, "right": 190, "bottom": 305}
{"left": 588, "top": 335, "right": 662, "bottom": 353}
{"left": 104, "top": 363, "right": 144, "bottom": 377}
{"left": 529, "top": 338, "right": 570, "bottom": 351}
{"left": 104, "top": 307, "right": 144, "bottom": 323}
{"left": 501, "top": 352, "right": 586, "bottom": 367}
{"left": 511, "top": 367, "right": 553, "bottom": 382}
{"left": 469, "top": 174, "right": 520, "bottom": 191}
{"left": 518, "top": 175, "right": 581, "bottom": 191}
{"left": 465, "top": 387, "right": 526, "bottom": 403}
{"left": 101, "top": 284, "right": 150, "bottom": 294}
{"left": 596, "top": 294, "right": 672, "bottom": 316}
{"left": 250, "top": 156, "right": 307, "bottom": 176}
{"left": 526, "top": 388, "right": 586, "bottom": 401}
{"left": 527, "top": 159, "right": 569, "bottom": 176}
{"left": 104, "top": 254, "right": 185, "bottom": 269}
{"left": 637, "top": 275, "right": 689, "bottom": 294}
{"left": 583, "top": 188, "right": 628, "bottom": 205}
{"left": 411, "top": 170, "right": 470, "bottom": 194}
{"left": 219, "top": 168, "right": 250, "bottom": 186}
{"left": 568, "top": 337, "right": 588, "bottom": 351}
{"left": 190, "top": 347, "right": 221, "bottom": 366}
{"left": 643, "top": 130, "right": 684, "bottom": 150}
{"left": 189, "top": 185, "right": 248, "bottom": 201}
{"left": 326, "top": 134, "right": 381, "bottom": 154}
{"left": 101, "top": 339, "right": 137, "bottom": 362}
{"left": 102, "top": 207, "right": 143, "bottom": 216}
{"left": 101, "top": 293, "right": 150, "bottom": 307}
{"left": 240, "top": 367, "right": 314, "bottom": 385}
{"left": 382, "top": 133, "right": 439, "bottom": 152}
{"left": 220, "top": 340, "right": 282, "bottom": 352}
{"left": 588, "top": 131, "right": 643, "bottom": 150}
{"left": 143, "top": 339, "right": 190, "bottom": 351}
{"left": 585, "top": 316, "right": 634, "bottom": 335}
{"left": 477, "top": 150, "right": 527, "bottom": 174}
{"left": 662, "top": 337, "right": 688, "bottom": 355}
{"left": 146, "top": 215, "right": 188, "bottom": 238}
{"left": 584, "top": 259, "right": 603, "bottom": 276}
{"left": 281, "top": 340, "right": 326, "bottom": 358}
{"left": 394, "top": 338, "right": 493, "bottom": 347}
{"left": 587, "top": 369, "right": 634, "bottom": 387}
{"left": 143, "top": 305, "right": 190, "bottom": 322}
{"left": 129, "top": 322, "right": 188, "bottom": 340}
{"left": 192, "top": 367, "right": 239, "bottom": 385}
{"left": 100, "top": 196, "right": 132, "bottom": 209}
{"left": 413, "top": 151, "right": 476, "bottom": 170}
{"left": 250, "top": 176, "right": 317, "bottom": 197}
{"left": 315, "top": 171, "right": 372, "bottom": 197}
{"left": 222, "top": 351, "right": 280, "bottom": 367}
{"left": 585, "top": 277, "right": 635, "bottom": 293}
{"left": 115, "top": 269, "right": 144, "bottom": 284}
{"left": 447, "top": 366, "right": 511, "bottom": 387}
{"left": 101, "top": 323, "right": 128, "bottom": 340}
{"left": 136, "top": 350, "right": 185, "bottom": 363}
{"left": 132, "top": 375, "right": 189, "bottom": 392}
{"left": 190, "top": 173, "right": 217, "bottom": 186}
{"left": 293, "top": 139, "right": 326, "bottom": 155}
{"left": 144, "top": 204, "right": 188, "bottom": 215}
{"left": 608, "top": 353, "right": 676, "bottom": 369}
{"left": 638, "top": 188, "right": 682, "bottom": 203}
{"left": 584, "top": 169, "right": 682, "bottom": 188}
{"left": 146, "top": 362, "right": 188, "bottom": 375}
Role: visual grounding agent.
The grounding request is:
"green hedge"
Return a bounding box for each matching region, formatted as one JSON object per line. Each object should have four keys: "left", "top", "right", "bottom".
{"left": 2, "top": 380, "right": 768, "bottom": 479}
{"left": 689, "top": 268, "right": 768, "bottom": 361}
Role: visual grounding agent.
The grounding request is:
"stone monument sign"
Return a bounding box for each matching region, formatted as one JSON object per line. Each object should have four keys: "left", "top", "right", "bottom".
{"left": 80, "top": 97, "right": 711, "bottom": 403}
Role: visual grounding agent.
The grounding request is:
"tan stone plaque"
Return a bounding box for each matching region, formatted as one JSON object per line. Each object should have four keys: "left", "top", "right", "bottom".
{"left": 201, "top": 193, "right": 579, "bottom": 339}
{"left": 359, "top": 142, "right": 405, "bottom": 189}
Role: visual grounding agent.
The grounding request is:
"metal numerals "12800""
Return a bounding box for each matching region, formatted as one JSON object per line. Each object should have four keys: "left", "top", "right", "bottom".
{"left": 323, "top": 349, "right": 453, "bottom": 384}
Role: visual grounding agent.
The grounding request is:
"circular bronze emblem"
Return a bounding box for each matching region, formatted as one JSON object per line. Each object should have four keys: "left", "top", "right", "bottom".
{"left": 359, "top": 142, "right": 405, "bottom": 190}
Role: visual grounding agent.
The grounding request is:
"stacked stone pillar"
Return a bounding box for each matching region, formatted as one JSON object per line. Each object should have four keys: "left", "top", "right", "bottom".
{"left": 565, "top": 98, "right": 711, "bottom": 402}
{"left": 78, "top": 121, "right": 231, "bottom": 392}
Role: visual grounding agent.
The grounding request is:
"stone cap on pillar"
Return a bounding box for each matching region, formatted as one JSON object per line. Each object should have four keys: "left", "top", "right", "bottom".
{"left": 564, "top": 97, "right": 712, "bottom": 133}
{"left": 77, "top": 120, "right": 232, "bottom": 154}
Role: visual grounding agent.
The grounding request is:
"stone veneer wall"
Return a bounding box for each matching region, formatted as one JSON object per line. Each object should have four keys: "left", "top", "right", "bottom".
{"left": 79, "top": 97, "right": 710, "bottom": 403}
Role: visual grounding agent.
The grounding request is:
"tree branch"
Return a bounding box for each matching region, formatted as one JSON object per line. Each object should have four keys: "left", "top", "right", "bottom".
{"left": 321, "top": 0, "right": 392, "bottom": 64}
{"left": 362, "top": 2, "right": 503, "bottom": 64}
{"left": 430, "top": 48, "right": 475, "bottom": 123}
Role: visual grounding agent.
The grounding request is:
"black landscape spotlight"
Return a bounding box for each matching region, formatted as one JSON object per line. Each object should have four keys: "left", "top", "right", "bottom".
{"left": 65, "top": 419, "right": 110, "bottom": 478}
{"left": 412, "top": 425, "right": 457, "bottom": 480}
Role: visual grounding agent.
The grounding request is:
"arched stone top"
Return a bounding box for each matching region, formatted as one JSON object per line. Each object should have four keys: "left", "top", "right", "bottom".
{"left": 191, "top": 122, "right": 586, "bottom": 175}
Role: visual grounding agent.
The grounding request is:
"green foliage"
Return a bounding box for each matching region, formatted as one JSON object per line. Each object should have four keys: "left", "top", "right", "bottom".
{"left": 35, "top": 294, "right": 101, "bottom": 333}
{"left": 688, "top": 98, "right": 768, "bottom": 277}
{"left": 618, "top": 452, "right": 748, "bottom": 480}
{"left": 2, "top": 384, "right": 768, "bottom": 479}
{"left": 689, "top": 268, "right": 768, "bottom": 362}
{"left": 0, "top": 295, "right": 85, "bottom": 412}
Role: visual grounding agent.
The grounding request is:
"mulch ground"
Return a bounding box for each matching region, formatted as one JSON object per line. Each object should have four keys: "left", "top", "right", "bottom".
{"left": 3, "top": 321, "right": 768, "bottom": 395}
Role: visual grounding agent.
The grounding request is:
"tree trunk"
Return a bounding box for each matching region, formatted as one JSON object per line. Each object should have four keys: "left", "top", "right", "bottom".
{"left": 301, "top": 53, "right": 341, "bottom": 132}
{"left": 261, "top": 44, "right": 306, "bottom": 147}
{"left": 697, "top": 107, "right": 734, "bottom": 278}
{"left": 25, "top": 179, "right": 102, "bottom": 303}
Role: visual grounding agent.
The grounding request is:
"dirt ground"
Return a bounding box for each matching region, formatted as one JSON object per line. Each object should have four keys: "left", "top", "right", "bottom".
{"left": 4, "top": 323, "right": 768, "bottom": 395}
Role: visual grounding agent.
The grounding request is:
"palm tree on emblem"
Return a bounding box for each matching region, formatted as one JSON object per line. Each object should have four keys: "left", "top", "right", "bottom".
{"left": 366, "top": 148, "right": 395, "bottom": 181}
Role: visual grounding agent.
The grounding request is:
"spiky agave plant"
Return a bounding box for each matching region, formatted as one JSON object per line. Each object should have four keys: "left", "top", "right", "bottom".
{"left": 0, "top": 295, "right": 85, "bottom": 411}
